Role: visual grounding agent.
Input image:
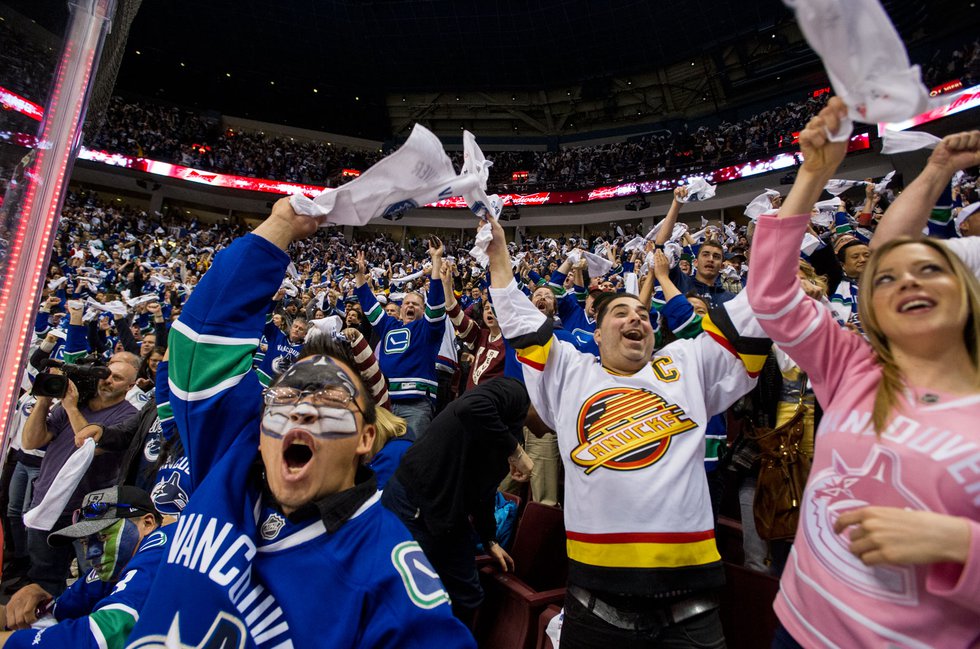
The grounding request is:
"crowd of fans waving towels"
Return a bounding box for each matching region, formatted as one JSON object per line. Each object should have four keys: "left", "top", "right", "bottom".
{"left": 0, "top": 103, "right": 978, "bottom": 647}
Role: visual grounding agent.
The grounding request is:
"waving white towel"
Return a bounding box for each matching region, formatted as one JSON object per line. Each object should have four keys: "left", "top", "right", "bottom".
{"left": 880, "top": 130, "right": 942, "bottom": 154}
{"left": 785, "top": 0, "right": 929, "bottom": 141}
{"left": 567, "top": 249, "right": 614, "bottom": 277}
{"left": 291, "top": 124, "right": 477, "bottom": 226}
{"left": 85, "top": 298, "right": 128, "bottom": 317}
{"left": 677, "top": 177, "right": 717, "bottom": 203}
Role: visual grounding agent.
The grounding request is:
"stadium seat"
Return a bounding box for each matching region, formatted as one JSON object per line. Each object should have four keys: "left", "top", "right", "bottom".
{"left": 535, "top": 604, "right": 562, "bottom": 649}
{"left": 475, "top": 502, "right": 567, "bottom": 649}
{"left": 719, "top": 561, "right": 780, "bottom": 649}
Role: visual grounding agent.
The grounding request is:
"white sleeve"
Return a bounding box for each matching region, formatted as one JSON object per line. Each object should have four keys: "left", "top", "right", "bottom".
{"left": 941, "top": 237, "right": 980, "bottom": 278}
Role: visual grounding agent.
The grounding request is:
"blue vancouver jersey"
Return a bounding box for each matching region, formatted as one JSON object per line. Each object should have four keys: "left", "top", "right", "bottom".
{"left": 255, "top": 320, "right": 303, "bottom": 387}
{"left": 6, "top": 528, "right": 169, "bottom": 649}
{"left": 126, "top": 233, "right": 473, "bottom": 649}
{"left": 355, "top": 280, "right": 446, "bottom": 403}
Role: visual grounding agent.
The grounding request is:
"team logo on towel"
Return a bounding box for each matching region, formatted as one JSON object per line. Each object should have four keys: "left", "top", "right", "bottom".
{"left": 572, "top": 387, "right": 696, "bottom": 474}
{"left": 260, "top": 513, "right": 286, "bottom": 541}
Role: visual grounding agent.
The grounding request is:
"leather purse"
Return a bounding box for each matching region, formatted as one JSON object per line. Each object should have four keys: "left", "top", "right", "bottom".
{"left": 750, "top": 376, "right": 811, "bottom": 541}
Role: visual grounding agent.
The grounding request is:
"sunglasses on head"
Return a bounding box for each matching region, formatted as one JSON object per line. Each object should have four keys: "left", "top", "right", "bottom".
{"left": 71, "top": 501, "right": 148, "bottom": 525}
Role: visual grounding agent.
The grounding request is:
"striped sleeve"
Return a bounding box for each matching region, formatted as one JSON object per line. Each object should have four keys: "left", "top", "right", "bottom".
{"left": 660, "top": 294, "right": 703, "bottom": 340}
{"left": 169, "top": 234, "right": 286, "bottom": 486}
{"left": 355, "top": 282, "right": 395, "bottom": 338}
{"left": 446, "top": 300, "right": 480, "bottom": 348}
{"left": 347, "top": 329, "right": 392, "bottom": 410}
{"left": 747, "top": 213, "right": 875, "bottom": 408}
{"left": 489, "top": 280, "right": 555, "bottom": 373}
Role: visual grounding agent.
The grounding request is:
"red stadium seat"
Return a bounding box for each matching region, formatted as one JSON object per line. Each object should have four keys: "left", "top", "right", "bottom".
{"left": 719, "top": 561, "right": 781, "bottom": 649}
{"left": 475, "top": 502, "right": 567, "bottom": 649}
{"left": 535, "top": 604, "right": 562, "bottom": 649}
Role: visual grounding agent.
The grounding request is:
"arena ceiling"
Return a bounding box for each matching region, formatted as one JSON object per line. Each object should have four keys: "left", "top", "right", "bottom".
{"left": 6, "top": 0, "right": 974, "bottom": 140}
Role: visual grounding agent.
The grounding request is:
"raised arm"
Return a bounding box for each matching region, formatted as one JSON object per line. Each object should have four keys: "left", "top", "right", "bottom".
{"left": 168, "top": 198, "right": 313, "bottom": 485}
{"left": 655, "top": 186, "right": 688, "bottom": 246}
{"left": 872, "top": 131, "right": 980, "bottom": 247}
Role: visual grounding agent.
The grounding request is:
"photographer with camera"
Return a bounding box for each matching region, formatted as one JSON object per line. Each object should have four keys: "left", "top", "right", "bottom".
{"left": 20, "top": 356, "right": 137, "bottom": 596}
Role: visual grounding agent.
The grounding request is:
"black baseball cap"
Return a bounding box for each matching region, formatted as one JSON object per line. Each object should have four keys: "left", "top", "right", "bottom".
{"left": 48, "top": 486, "right": 157, "bottom": 547}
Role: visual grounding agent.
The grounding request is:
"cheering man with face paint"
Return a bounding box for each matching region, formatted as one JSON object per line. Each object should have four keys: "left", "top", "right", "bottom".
{"left": 125, "top": 198, "right": 473, "bottom": 649}
{"left": 0, "top": 486, "right": 166, "bottom": 649}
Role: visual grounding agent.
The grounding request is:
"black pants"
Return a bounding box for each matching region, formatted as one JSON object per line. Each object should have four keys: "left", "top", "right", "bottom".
{"left": 559, "top": 589, "right": 726, "bottom": 649}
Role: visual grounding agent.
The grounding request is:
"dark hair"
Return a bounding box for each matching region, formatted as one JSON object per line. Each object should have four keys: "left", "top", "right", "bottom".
{"left": 294, "top": 338, "right": 377, "bottom": 425}
{"left": 137, "top": 346, "right": 167, "bottom": 382}
{"left": 700, "top": 239, "right": 725, "bottom": 254}
{"left": 594, "top": 291, "right": 642, "bottom": 327}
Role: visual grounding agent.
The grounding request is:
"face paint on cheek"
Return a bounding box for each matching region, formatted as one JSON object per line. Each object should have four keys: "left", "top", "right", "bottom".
{"left": 87, "top": 519, "right": 141, "bottom": 582}
{"left": 261, "top": 405, "right": 291, "bottom": 440}
{"left": 263, "top": 403, "right": 358, "bottom": 439}
{"left": 310, "top": 406, "right": 358, "bottom": 437}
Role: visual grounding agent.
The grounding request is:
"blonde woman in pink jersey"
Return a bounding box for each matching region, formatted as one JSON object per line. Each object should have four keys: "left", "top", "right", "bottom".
{"left": 747, "top": 96, "right": 980, "bottom": 649}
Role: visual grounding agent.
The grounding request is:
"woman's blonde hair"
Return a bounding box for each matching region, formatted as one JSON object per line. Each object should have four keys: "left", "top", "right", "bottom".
{"left": 798, "top": 259, "right": 828, "bottom": 295}
{"left": 858, "top": 237, "right": 980, "bottom": 433}
{"left": 368, "top": 407, "right": 409, "bottom": 459}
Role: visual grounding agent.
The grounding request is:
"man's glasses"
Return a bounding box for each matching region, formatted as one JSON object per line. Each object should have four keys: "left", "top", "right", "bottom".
{"left": 262, "top": 386, "right": 363, "bottom": 415}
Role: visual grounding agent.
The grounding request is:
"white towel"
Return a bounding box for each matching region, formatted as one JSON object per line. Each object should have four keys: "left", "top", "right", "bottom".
{"left": 24, "top": 439, "right": 96, "bottom": 531}
{"left": 823, "top": 178, "right": 866, "bottom": 196}
{"left": 468, "top": 223, "right": 494, "bottom": 268}
{"left": 461, "top": 131, "right": 504, "bottom": 221}
{"left": 304, "top": 316, "right": 344, "bottom": 343}
{"left": 390, "top": 269, "right": 426, "bottom": 285}
{"left": 47, "top": 276, "right": 68, "bottom": 291}
{"left": 280, "top": 279, "right": 299, "bottom": 297}
{"left": 85, "top": 298, "right": 128, "bottom": 317}
{"left": 785, "top": 0, "right": 929, "bottom": 141}
{"left": 285, "top": 262, "right": 301, "bottom": 280}
{"left": 567, "top": 249, "right": 614, "bottom": 277}
{"left": 678, "top": 177, "right": 717, "bottom": 203}
{"left": 623, "top": 237, "right": 647, "bottom": 254}
{"left": 801, "top": 232, "right": 823, "bottom": 256}
{"left": 125, "top": 294, "right": 160, "bottom": 308}
{"left": 290, "top": 124, "right": 478, "bottom": 226}
{"left": 745, "top": 190, "right": 780, "bottom": 221}
{"left": 880, "top": 130, "right": 942, "bottom": 154}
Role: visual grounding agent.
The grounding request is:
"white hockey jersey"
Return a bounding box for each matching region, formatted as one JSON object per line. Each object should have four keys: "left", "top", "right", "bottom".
{"left": 490, "top": 280, "right": 769, "bottom": 596}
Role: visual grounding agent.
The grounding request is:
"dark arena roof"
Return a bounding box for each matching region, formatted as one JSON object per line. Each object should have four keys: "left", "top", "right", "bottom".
{"left": 7, "top": 0, "right": 976, "bottom": 140}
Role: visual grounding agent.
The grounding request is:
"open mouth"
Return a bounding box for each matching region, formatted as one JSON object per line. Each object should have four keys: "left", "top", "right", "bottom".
{"left": 281, "top": 430, "right": 315, "bottom": 478}
{"left": 623, "top": 329, "right": 644, "bottom": 342}
{"left": 898, "top": 297, "right": 935, "bottom": 314}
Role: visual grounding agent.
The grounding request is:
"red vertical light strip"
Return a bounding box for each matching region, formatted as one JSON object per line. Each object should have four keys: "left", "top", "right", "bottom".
{"left": 0, "top": 0, "right": 113, "bottom": 446}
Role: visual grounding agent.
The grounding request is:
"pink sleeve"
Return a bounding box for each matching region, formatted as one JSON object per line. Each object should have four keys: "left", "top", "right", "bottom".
{"left": 926, "top": 519, "right": 980, "bottom": 614}
{"left": 746, "top": 213, "right": 875, "bottom": 406}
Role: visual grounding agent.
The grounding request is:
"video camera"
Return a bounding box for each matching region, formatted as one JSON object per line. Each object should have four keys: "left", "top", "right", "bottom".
{"left": 32, "top": 357, "right": 110, "bottom": 404}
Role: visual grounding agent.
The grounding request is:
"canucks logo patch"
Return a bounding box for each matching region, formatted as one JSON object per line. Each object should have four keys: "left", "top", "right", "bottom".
{"left": 573, "top": 387, "right": 697, "bottom": 474}
{"left": 260, "top": 513, "right": 286, "bottom": 541}
{"left": 383, "top": 328, "right": 411, "bottom": 354}
{"left": 390, "top": 541, "right": 450, "bottom": 609}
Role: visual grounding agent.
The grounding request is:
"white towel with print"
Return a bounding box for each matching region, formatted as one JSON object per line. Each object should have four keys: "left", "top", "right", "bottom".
{"left": 24, "top": 439, "right": 96, "bottom": 531}
{"left": 784, "top": 0, "right": 929, "bottom": 141}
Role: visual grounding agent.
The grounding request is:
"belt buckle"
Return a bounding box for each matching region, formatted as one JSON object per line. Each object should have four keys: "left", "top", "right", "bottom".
{"left": 669, "top": 594, "right": 719, "bottom": 624}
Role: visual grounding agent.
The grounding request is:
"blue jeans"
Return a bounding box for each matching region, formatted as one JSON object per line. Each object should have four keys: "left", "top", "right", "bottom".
{"left": 771, "top": 625, "right": 804, "bottom": 649}
{"left": 381, "top": 476, "right": 483, "bottom": 619}
{"left": 27, "top": 525, "right": 76, "bottom": 596}
{"left": 392, "top": 399, "right": 434, "bottom": 439}
{"left": 7, "top": 462, "right": 40, "bottom": 560}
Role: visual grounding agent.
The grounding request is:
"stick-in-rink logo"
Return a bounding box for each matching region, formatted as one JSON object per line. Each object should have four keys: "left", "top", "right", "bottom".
{"left": 572, "top": 387, "right": 697, "bottom": 474}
